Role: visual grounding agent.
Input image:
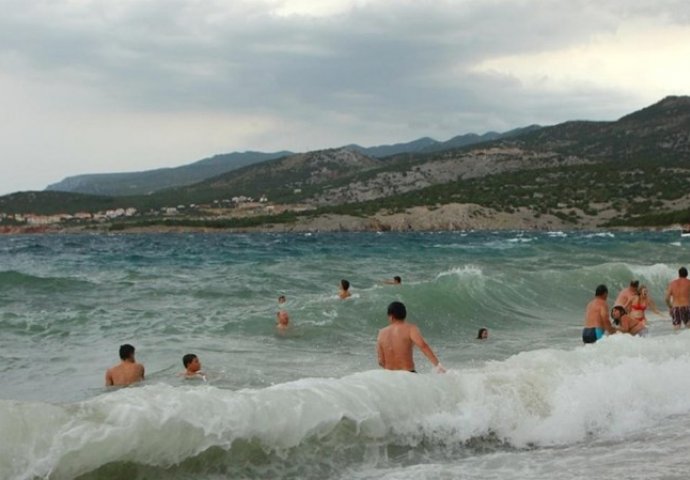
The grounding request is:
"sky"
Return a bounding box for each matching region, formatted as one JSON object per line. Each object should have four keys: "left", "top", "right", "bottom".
{"left": 1, "top": 0, "right": 689, "bottom": 195}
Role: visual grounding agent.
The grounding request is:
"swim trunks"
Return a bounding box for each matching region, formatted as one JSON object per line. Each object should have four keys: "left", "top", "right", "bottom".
{"left": 671, "top": 306, "right": 690, "bottom": 327}
{"left": 582, "top": 327, "right": 604, "bottom": 344}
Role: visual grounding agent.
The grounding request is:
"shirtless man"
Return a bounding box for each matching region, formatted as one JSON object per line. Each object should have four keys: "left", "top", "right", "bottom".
{"left": 376, "top": 301, "right": 445, "bottom": 373}
{"left": 582, "top": 284, "right": 615, "bottom": 343}
{"left": 105, "top": 344, "right": 145, "bottom": 386}
{"left": 339, "top": 279, "right": 352, "bottom": 299}
{"left": 383, "top": 276, "right": 402, "bottom": 285}
{"left": 665, "top": 267, "right": 690, "bottom": 329}
{"left": 614, "top": 280, "right": 639, "bottom": 311}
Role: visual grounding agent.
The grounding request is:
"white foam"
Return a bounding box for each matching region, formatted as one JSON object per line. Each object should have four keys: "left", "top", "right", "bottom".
{"left": 435, "top": 265, "right": 484, "bottom": 280}
{"left": 5, "top": 332, "right": 690, "bottom": 479}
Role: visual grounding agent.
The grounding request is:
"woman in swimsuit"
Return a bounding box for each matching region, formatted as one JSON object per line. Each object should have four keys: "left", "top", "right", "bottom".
{"left": 625, "top": 285, "right": 661, "bottom": 328}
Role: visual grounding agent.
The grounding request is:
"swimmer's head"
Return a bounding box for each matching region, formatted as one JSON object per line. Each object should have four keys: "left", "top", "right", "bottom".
{"left": 611, "top": 305, "right": 626, "bottom": 325}
{"left": 119, "top": 344, "right": 135, "bottom": 361}
{"left": 630, "top": 280, "right": 639, "bottom": 289}
{"left": 182, "top": 353, "right": 201, "bottom": 372}
{"left": 341, "top": 279, "right": 350, "bottom": 291}
{"left": 680, "top": 267, "right": 688, "bottom": 278}
{"left": 278, "top": 295, "right": 286, "bottom": 304}
{"left": 477, "top": 328, "right": 488, "bottom": 340}
{"left": 393, "top": 276, "right": 401, "bottom": 284}
{"left": 387, "top": 301, "right": 406, "bottom": 321}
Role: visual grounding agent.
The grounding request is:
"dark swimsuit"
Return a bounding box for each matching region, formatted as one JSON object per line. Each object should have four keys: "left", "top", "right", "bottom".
{"left": 582, "top": 327, "right": 604, "bottom": 344}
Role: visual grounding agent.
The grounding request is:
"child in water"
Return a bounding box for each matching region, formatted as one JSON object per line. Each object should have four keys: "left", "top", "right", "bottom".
{"left": 181, "top": 353, "right": 206, "bottom": 380}
{"left": 477, "top": 328, "right": 489, "bottom": 340}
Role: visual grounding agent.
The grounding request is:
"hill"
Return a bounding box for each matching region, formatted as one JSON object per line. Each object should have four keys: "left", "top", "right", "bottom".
{"left": 3, "top": 96, "right": 690, "bottom": 230}
{"left": 45, "top": 151, "right": 292, "bottom": 196}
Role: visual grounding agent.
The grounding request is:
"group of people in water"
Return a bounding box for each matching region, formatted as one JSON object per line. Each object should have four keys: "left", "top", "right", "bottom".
{"left": 105, "top": 274, "right": 494, "bottom": 386}
{"left": 582, "top": 266, "right": 690, "bottom": 343}
{"left": 106, "top": 267, "right": 685, "bottom": 387}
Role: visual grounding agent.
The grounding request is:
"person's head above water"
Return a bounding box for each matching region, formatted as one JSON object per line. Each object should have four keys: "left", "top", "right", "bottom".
{"left": 393, "top": 276, "right": 401, "bottom": 284}
{"left": 341, "top": 279, "right": 350, "bottom": 291}
{"left": 387, "top": 301, "right": 407, "bottom": 321}
{"left": 119, "top": 344, "right": 135, "bottom": 361}
{"left": 680, "top": 267, "right": 688, "bottom": 278}
{"left": 630, "top": 280, "right": 640, "bottom": 289}
{"left": 477, "top": 328, "right": 488, "bottom": 340}
{"left": 278, "top": 295, "right": 286, "bottom": 304}
{"left": 182, "top": 353, "right": 201, "bottom": 373}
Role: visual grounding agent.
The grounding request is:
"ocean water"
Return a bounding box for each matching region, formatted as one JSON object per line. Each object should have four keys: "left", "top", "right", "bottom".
{"left": 1, "top": 230, "right": 689, "bottom": 479}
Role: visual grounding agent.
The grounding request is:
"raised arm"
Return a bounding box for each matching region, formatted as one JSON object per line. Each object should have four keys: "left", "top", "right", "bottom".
{"left": 376, "top": 331, "right": 385, "bottom": 368}
{"left": 648, "top": 296, "right": 662, "bottom": 315}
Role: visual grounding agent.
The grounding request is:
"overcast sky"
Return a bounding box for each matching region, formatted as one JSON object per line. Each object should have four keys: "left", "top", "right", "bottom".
{"left": 1, "top": 0, "right": 689, "bottom": 195}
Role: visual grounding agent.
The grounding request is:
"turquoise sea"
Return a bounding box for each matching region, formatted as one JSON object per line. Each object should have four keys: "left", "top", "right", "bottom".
{"left": 1, "top": 231, "right": 690, "bottom": 479}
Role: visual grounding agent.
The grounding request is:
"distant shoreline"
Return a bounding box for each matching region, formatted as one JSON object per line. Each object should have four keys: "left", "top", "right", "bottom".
{"left": 0, "top": 203, "right": 678, "bottom": 235}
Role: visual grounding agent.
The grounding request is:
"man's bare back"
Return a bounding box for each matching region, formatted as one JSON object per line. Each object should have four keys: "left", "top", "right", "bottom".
{"left": 666, "top": 277, "right": 690, "bottom": 307}
{"left": 376, "top": 301, "right": 443, "bottom": 372}
{"left": 106, "top": 361, "right": 144, "bottom": 386}
{"left": 584, "top": 297, "right": 612, "bottom": 330}
{"left": 105, "top": 344, "right": 145, "bottom": 387}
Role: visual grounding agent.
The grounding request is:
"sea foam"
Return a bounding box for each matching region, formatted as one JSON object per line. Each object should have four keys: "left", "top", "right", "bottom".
{"left": 4, "top": 332, "right": 690, "bottom": 479}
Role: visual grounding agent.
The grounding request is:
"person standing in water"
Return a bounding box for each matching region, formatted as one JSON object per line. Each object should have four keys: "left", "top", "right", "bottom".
{"left": 614, "top": 280, "right": 639, "bottom": 312}
{"left": 477, "top": 328, "right": 489, "bottom": 340}
{"left": 376, "top": 301, "right": 445, "bottom": 373}
{"left": 275, "top": 295, "right": 290, "bottom": 330}
{"left": 665, "top": 267, "right": 690, "bottom": 329}
{"left": 582, "top": 285, "right": 615, "bottom": 343}
{"left": 624, "top": 284, "right": 661, "bottom": 329}
{"left": 339, "top": 279, "right": 352, "bottom": 299}
{"left": 105, "top": 344, "right": 145, "bottom": 386}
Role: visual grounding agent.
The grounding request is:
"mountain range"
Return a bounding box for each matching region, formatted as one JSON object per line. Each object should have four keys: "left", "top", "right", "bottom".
{"left": 45, "top": 127, "right": 541, "bottom": 197}
{"left": 3, "top": 95, "right": 690, "bottom": 230}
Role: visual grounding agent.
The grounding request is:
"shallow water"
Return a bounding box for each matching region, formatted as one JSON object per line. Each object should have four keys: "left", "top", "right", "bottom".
{"left": 1, "top": 231, "right": 689, "bottom": 479}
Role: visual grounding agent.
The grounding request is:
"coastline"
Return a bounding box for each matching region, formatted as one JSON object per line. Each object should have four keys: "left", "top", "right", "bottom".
{"left": 0, "top": 203, "right": 674, "bottom": 235}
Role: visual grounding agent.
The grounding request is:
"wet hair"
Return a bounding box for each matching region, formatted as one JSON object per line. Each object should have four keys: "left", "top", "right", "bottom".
{"left": 630, "top": 280, "right": 640, "bottom": 288}
{"left": 611, "top": 305, "right": 626, "bottom": 326}
{"left": 387, "top": 301, "right": 407, "bottom": 320}
{"left": 119, "top": 344, "right": 135, "bottom": 361}
{"left": 393, "top": 276, "right": 402, "bottom": 284}
{"left": 680, "top": 267, "right": 688, "bottom": 278}
{"left": 341, "top": 279, "right": 350, "bottom": 290}
{"left": 595, "top": 284, "right": 608, "bottom": 297}
{"left": 182, "top": 353, "right": 197, "bottom": 368}
{"left": 278, "top": 295, "right": 286, "bottom": 303}
{"left": 477, "top": 328, "right": 488, "bottom": 339}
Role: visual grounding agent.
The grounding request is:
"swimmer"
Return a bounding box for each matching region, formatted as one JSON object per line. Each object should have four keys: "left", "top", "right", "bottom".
{"left": 614, "top": 280, "right": 639, "bottom": 312}
{"left": 181, "top": 353, "right": 205, "bottom": 379}
{"left": 276, "top": 310, "right": 290, "bottom": 330}
{"left": 383, "top": 276, "right": 402, "bottom": 285}
{"left": 665, "top": 267, "right": 690, "bottom": 329}
{"left": 582, "top": 284, "right": 615, "bottom": 344}
{"left": 105, "top": 344, "right": 145, "bottom": 386}
{"left": 339, "top": 279, "right": 352, "bottom": 299}
{"left": 477, "top": 328, "right": 488, "bottom": 340}
{"left": 376, "top": 301, "right": 445, "bottom": 373}
{"left": 611, "top": 305, "right": 648, "bottom": 337}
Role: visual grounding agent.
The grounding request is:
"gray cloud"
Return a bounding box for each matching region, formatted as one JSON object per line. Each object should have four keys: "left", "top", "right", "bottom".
{"left": 0, "top": 0, "right": 688, "bottom": 193}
